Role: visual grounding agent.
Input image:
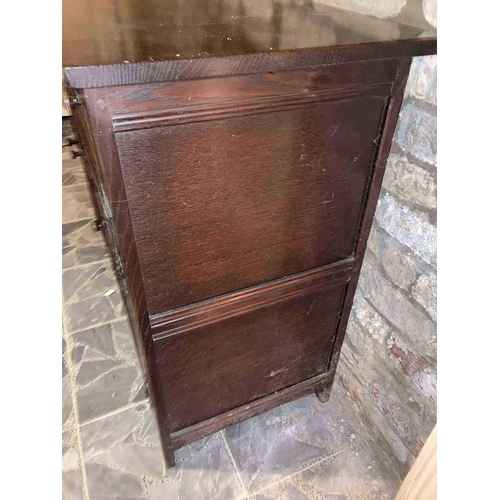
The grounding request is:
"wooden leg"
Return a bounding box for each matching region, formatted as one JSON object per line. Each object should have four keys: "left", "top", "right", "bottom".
{"left": 164, "top": 447, "right": 176, "bottom": 468}
{"left": 315, "top": 383, "right": 333, "bottom": 403}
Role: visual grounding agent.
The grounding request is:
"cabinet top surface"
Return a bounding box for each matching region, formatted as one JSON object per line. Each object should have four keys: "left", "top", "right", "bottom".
{"left": 63, "top": 0, "right": 436, "bottom": 88}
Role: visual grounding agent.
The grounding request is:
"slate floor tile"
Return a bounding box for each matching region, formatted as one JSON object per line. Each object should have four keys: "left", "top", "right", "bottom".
{"left": 62, "top": 468, "right": 85, "bottom": 500}
{"left": 223, "top": 386, "right": 367, "bottom": 494}
{"left": 62, "top": 183, "right": 96, "bottom": 223}
{"left": 289, "top": 440, "right": 402, "bottom": 500}
{"left": 250, "top": 482, "right": 312, "bottom": 500}
{"left": 85, "top": 462, "right": 149, "bottom": 499}
{"left": 63, "top": 261, "right": 125, "bottom": 332}
{"left": 82, "top": 404, "right": 165, "bottom": 480}
{"left": 81, "top": 405, "right": 246, "bottom": 500}
{"left": 77, "top": 365, "right": 141, "bottom": 422}
{"left": 72, "top": 322, "right": 117, "bottom": 359}
{"left": 281, "top": 390, "right": 370, "bottom": 452}
{"left": 65, "top": 295, "right": 123, "bottom": 333}
{"left": 62, "top": 373, "right": 85, "bottom": 498}
{"left": 145, "top": 434, "right": 246, "bottom": 500}
{"left": 70, "top": 319, "right": 146, "bottom": 423}
{"left": 62, "top": 164, "right": 87, "bottom": 187}
{"left": 62, "top": 354, "right": 73, "bottom": 428}
{"left": 62, "top": 261, "right": 119, "bottom": 304}
{"left": 62, "top": 218, "right": 108, "bottom": 269}
{"left": 177, "top": 434, "right": 246, "bottom": 500}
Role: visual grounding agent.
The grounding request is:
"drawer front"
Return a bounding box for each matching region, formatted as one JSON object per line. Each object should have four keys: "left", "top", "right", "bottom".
{"left": 154, "top": 281, "right": 348, "bottom": 431}
{"left": 116, "top": 93, "right": 388, "bottom": 313}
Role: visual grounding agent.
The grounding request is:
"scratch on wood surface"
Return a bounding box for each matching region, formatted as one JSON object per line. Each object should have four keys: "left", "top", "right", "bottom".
{"left": 330, "top": 124, "right": 339, "bottom": 137}
{"left": 348, "top": 153, "right": 362, "bottom": 167}
{"left": 265, "top": 366, "right": 289, "bottom": 378}
{"left": 306, "top": 298, "right": 319, "bottom": 315}
{"left": 137, "top": 150, "right": 149, "bottom": 170}
{"left": 318, "top": 193, "right": 335, "bottom": 205}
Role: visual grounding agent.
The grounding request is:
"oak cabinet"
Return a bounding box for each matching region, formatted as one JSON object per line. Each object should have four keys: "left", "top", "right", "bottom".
{"left": 63, "top": 0, "right": 436, "bottom": 467}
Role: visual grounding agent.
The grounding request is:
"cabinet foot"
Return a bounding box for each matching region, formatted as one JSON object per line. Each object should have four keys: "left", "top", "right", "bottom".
{"left": 164, "top": 448, "right": 176, "bottom": 468}
{"left": 315, "top": 384, "right": 333, "bottom": 403}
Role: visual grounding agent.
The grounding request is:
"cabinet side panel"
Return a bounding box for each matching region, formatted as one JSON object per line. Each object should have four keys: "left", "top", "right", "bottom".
{"left": 80, "top": 91, "right": 150, "bottom": 354}
{"left": 79, "top": 89, "right": 176, "bottom": 466}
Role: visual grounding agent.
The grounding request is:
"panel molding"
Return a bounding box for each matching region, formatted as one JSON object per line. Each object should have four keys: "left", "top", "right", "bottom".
{"left": 112, "top": 83, "right": 392, "bottom": 132}
{"left": 151, "top": 259, "right": 355, "bottom": 341}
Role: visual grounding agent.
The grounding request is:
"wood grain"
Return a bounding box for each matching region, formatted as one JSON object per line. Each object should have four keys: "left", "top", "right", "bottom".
{"left": 155, "top": 283, "right": 347, "bottom": 431}
{"left": 170, "top": 373, "right": 328, "bottom": 449}
{"left": 65, "top": 40, "right": 436, "bottom": 89}
{"left": 116, "top": 91, "right": 388, "bottom": 312}
{"left": 63, "top": 0, "right": 436, "bottom": 85}
{"left": 151, "top": 259, "right": 354, "bottom": 340}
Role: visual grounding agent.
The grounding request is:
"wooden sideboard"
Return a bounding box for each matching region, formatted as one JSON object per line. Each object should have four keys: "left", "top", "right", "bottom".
{"left": 63, "top": 0, "right": 437, "bottom": 467}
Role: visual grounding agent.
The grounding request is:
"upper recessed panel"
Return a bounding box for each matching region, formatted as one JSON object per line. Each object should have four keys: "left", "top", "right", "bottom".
{"left": 115, "top": 88, "right": 388, "bottom": 312}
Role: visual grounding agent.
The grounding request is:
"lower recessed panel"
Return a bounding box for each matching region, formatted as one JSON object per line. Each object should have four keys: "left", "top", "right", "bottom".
{"left": 154, "top": 282, "right": 347, "bottom": 431}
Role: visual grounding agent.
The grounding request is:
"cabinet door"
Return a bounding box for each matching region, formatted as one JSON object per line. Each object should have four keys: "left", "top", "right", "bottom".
{"left": 115, "top": 94, "right": 388, "bottom": 313}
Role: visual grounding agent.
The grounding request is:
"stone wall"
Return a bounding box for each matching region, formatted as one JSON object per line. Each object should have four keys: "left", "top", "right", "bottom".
{"left": 338, "top": 55, "right": 437, "bottom": 475}
{"left": 315, "top": 0, "right": 437, "bottom": 29}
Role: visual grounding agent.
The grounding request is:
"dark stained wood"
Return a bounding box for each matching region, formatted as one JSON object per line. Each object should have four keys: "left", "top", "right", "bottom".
{"left": 62, "top": 0, "right": 435, "bottom": 88}
{"left": 75, "top": 89, "right": 178, "bottom": 468}
{"left": 316, "top": 57, "right": 413, "bottom": 402}
{"left": 114, "top": 80, "right": 389, "bottom": 312}
{"left": 151, "top": 259, "right": 354, "bottom": 340}
{"left": 65, "top": 39, "right": 436, "bottom": 89}
{"left": 104, "top": 59, "right": 399, "bottom": 119}
{"left": 156, "top": 282, "right": 348, "bottom": 431}
{"left": 64, "top": 4, "right": 436, "bottom": 466}
{"left": 170, "top": 373, "right": 328, "bottom": 449}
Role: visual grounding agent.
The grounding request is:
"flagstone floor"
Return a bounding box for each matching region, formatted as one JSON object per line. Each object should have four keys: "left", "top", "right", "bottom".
{"left": 61, "top": 118, "right": 403, "bottom": 500}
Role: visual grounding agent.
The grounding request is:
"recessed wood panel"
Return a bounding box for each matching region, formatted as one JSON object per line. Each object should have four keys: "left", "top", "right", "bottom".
{"left": 154, "top": 283, "right": 347, "bottom": 431}
{"left": 116, "top": 95, "right": 387, "bottom": 312}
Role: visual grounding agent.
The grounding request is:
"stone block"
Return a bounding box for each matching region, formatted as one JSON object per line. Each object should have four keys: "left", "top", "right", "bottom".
{"left": 386, "top": 333, "right": 436, "bottom": 403}
{"left": 342, "top": 352, "right": 435, "bottom": 462}
{"left": 395, "top": 103, "right": 437, "bottom": 165}
{"left": 358, "top": 258, "right": 436, "bottom": 361}
{"left": 423, "top": 0, "right": 437, "bottom": 28}
{"left": 377, "top": 237, "right": 418, "bottom": 290}
{"left": 352, "top": 294, "right": 391, "bottom": 344}
{"left": 383, "top": 153, "right": 436, "bottom": 209}
{"left": 412, "top": 273, "right": 437, "bottom": 321}
{"left": 342, "top": 330, "right": 436, "bottom": 419}
{"left": 375, "top": 194, "right": 437, "bottom": 266}
{"left": 366, "top": 225, "right": 382, "bottom": 256}
{"left": 337, "top": 361, "right": 416, "bottom": 469}
{"left": 313, "top": 0, "right": 406, "bottom": 18}
{"left": 406, "top": 56, "right": 437, "bottom": 105}
{"left": 369, "top": 380, "right": 427, "bottom": 457}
